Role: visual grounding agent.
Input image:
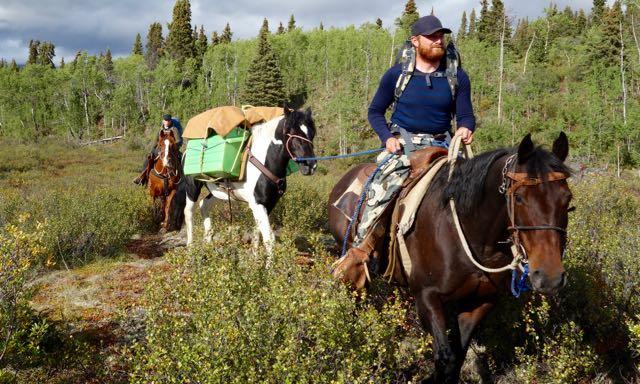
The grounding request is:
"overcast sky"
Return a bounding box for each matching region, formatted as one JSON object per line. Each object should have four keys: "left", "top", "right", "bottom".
{"left": 0, "top": 0, "right": 600, "bottom": 64}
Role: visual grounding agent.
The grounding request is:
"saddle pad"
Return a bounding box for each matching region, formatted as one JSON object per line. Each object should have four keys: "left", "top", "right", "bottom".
{"left": 385, "top": 157, "right": 448, "bottom": 280}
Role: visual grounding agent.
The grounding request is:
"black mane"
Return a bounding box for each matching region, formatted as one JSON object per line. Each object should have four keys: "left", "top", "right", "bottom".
{"left": 427, "top": 145, "right": 572, "bottom": 216}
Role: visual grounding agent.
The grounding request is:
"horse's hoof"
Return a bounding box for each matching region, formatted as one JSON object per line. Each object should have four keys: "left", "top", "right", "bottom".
{"left": 158, "top": 227, "right": 167, "bottom": 235}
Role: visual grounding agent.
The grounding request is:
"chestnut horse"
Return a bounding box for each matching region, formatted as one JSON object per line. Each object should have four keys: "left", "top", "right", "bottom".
{"left": 328, "top": 133, "right": 572, "bottom": 383}
{"left": 148, "top": 129, "right": 182, "bottom": 232}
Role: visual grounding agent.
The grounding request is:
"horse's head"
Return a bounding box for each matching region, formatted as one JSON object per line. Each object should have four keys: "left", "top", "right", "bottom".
{"left": 280, "top": 106, "right": 317, "bottom": 175}
{"left": 507, "top": 132, "right": 572, "bottom": 295}
{"left": 157, "top": 129, "right": 178, "bottom": 168}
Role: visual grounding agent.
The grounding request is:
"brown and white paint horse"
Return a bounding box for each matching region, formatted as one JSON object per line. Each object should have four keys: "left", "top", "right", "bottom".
{"left": 148, "top": 129, "right": 182, "bottom": 232}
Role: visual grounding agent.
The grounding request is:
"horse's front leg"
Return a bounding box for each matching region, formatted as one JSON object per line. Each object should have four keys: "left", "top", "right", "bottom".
{"left": 456, "top": 301, "right": 495, "bottom": 383}
{"left": 163, "top": 189, "right": 177, "bottom": 231}
{"left": 160, "top": 194, "right": 170, "bottom": 232}
{"left": 416, "top": 289, "right": 460, "bottom": 384}
{"left": 249, "top": 203, "right": 275, "bottom": 265}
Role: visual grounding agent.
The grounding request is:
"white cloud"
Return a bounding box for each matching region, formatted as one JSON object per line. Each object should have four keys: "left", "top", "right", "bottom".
{"left": 0, "top": 0, "right": 598, "bottom": 64}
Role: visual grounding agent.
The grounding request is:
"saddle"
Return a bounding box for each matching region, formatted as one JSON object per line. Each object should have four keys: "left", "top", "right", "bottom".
{"left": 332, "top": 147, "right": 448, "bottom": 281}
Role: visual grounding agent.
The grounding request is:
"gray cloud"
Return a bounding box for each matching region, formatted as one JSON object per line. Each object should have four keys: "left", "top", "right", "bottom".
{"left": 0, "top": 0, "right": 599, "bottom": 64}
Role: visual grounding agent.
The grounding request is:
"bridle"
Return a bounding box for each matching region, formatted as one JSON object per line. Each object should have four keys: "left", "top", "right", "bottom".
{"left": 151, "top": 139, "right": 182, "bottom": 196}
{"left": 499, "top": 154, "right": 569, "bottom": 263}
{"left": 285, "top": 133, "right": 314, "bottom": 162}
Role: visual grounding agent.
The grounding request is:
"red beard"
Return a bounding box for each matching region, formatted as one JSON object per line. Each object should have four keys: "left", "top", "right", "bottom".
{"left": 417, "top": 44, "right": 445, "bottom": 61}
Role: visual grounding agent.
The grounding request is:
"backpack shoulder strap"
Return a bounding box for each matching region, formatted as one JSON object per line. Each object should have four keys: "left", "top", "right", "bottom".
{"left": 445, "top": 41, "right": 461, "bottom": 100}
{"left": 392, "top": 41, "right": 416, "bottom": 111}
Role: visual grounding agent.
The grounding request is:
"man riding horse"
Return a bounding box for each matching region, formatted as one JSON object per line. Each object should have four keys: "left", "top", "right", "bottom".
{"left": 133, "top": 114, "right": 184, "bottom": 186}
{"left": 335, "top": 15, "right": 476, "bottom": 279}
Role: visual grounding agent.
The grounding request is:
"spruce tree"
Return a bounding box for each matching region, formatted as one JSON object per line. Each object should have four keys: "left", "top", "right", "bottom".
{"left": 10, "top": 59, "right": 18, "bottom": 72}
{"left": 319, "top": 21, "right": 324, "bottom": 31}
{"left": 288, "top": 14, "right": 296, "bottom": 31}
{"left": 27, "top": 40, "right": 40, "bottom": 65}
{"left": 145, "top": 22, "right": 164, "bottom": 69}
{"left": 597, "top": 0, "right": 622, "bottom": 64}
{"left": 60, "top": 57, "right": 65, "bottom": 68}
{"left": 242, "top": 19, "right": 285, "bottom": 107}
{"left": 103, "top": 48, "right": 114, "bottom": 74}
{"left": 458, "top": 11, "right": 468, "bottom": 40}
{"left": 376, "top": 18, "right": 383, "bottom": 29}
{"left": 396, "top": 0, "right": 420, "bottom": 37}
{"left": 195, "top": 25, "right": 207, "bottom": 58}
{"left": 277, "top": 22, "right": 285, "bottom": 35}
{"left": 210, "top": 31, "right": 220, "bottom": 46}
{"left": 166, "top": 0, "right": 195, "bottom": 64}
{"left": 576, "top": 9, "right": 587, "bottom": 32}
{"left": 477, "top": 0, "right": 490, "bottom": 41}
{"left": 0, "top": 59, "right": 5, "bottom": 68}
{"left": 468, "top": 9, "right": 477, "bottom": 38}
{"left": 490, "top": 0, "right": 511, "bottom": 44}
{"left": 133, "top": 33, "right": 143, "bottom": 55}
{"left": 37, "top": 42, "right": 55, "bottom": 68}
{"left": 592, "top": 0, "right": 606, "bottom": 24}
{"left": 221, "top": 23, "right": 233, "bottom": 43}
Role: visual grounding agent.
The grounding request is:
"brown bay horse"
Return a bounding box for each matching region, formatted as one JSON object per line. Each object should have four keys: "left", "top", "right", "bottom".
{"left": 148, "top": 129, "right": 182, "bottom": 232}
{"left": 328, "top": 133, "right": 572, "bottom": 383}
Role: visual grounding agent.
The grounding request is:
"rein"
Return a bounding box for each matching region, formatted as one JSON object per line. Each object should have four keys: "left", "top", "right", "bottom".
{"left": 446, "top": 136, "right": 568, "bottom": 289}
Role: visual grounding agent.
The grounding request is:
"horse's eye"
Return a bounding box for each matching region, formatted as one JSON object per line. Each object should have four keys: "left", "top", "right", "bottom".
{"left": 568, "top": 206, "right": 576, "bottom": 213}
{"left": 514, "top": 194, "right": 524, "bottom": 204}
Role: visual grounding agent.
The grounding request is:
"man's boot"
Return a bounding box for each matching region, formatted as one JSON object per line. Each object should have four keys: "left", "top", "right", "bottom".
{"left": 332, "top": 247, "right": 371, "bottom": 290}
{"left": 133, "top": 154, "right": 153, "bottom": 186}
{"left": 332, "top": 206, "right": 395, "bottom": 289}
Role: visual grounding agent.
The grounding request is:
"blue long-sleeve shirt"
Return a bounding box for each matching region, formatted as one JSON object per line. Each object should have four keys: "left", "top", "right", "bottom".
{"left": 367, "top": 63, "right": 476, "bottom": 144}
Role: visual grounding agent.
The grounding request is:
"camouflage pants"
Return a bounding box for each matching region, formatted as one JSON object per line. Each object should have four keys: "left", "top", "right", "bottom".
{"left": 353, "top": 134, "right": 450, "bottom": 247}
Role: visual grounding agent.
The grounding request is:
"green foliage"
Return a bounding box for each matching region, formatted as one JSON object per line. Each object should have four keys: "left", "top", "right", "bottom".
{"left": 221, "top": 22, "right": 233, "bottom": 44}
{"left": 288, "top": 14, "right": 296, "bottom": 32}
{"left": 0, "top": 140, "right": 154, "bottom": 268}
{"left": 395, "top": 0, "right": 419, "bottom": 40}
{"left": 132, "top": 33, "right": 143, "bottom": 55}
{"left": 129, "top": 232, "right": 431, "bottom": 383}
{"left": 242, "top": 19, "right": 286, "bottom": 107}
{"left": 458, "top": 11, "right": 468, "bottom": 41}
{"left": 145, "top": 22, "right": 164, "bottom": 69}
{"left": 165, "top": 0, "right": 195, "bottom": 65}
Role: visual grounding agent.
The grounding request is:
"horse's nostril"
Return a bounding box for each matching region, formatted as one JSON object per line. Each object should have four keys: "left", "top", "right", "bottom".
{"left": 531, "top": 269, "right": 542, "bottom": 276}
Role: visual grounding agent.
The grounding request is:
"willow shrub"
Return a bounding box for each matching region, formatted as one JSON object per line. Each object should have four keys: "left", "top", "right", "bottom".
{"left": 129, "top": 230, "right": 431, "bottom": 383}
{"left": 0, "top": 184, "right": 154, "bottom": 268}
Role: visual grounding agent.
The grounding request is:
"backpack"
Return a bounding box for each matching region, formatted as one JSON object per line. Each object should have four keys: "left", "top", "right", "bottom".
{"left": 392, "top": 39, "right": 462, "bottom": 107}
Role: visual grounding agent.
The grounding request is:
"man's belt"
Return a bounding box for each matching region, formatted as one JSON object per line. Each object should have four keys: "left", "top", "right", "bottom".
{"left": 389, "top": 124, "right": 451, "bottom": 155}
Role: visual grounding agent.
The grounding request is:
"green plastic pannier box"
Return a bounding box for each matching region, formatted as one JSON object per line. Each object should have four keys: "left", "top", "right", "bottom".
{"left": 183, "top": 127, "right": 250, "bottom": 180}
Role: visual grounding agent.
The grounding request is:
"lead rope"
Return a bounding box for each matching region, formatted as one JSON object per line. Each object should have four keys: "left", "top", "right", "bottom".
{"left": 447, "top": 135, "right": 525, "bottom": 275}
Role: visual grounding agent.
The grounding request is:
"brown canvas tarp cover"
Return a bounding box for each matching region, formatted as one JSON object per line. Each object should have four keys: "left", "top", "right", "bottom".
{"left": 183, "top": 106, "right": 284, "bottom": 139}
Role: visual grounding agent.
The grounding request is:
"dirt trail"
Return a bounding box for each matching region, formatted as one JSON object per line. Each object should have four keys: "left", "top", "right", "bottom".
{"left": 25, "top": 231, "right": 185, "bottom": 382}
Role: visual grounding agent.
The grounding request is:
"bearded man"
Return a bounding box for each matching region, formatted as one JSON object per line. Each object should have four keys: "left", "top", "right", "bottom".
{"left": 337, "top": 15, "right": 476, "bottom": 279}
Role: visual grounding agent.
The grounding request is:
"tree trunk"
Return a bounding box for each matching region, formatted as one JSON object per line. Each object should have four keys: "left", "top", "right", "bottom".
{"left": 620, "top": 19, "right": 627, "bottom": 127}
{"left": 498, "top": 15, "right": 506, "bottom": 123}
{"left": 631, "top": 13, "right": 640, "bottom": 65}
{"left": 523, "top": 31, "right": 536, "bottom": 75}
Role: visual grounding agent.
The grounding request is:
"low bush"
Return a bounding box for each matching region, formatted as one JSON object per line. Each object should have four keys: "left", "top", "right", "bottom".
{"left": 129, "top": 230, "right": 431, "bottom": 383}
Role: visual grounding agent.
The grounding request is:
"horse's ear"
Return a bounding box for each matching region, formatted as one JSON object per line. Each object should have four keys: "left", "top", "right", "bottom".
{"left": 552, "top": 131, "right": 569, "bottom": 162}
{"left": 283, "top": 103, "right": 292, "bottom": 116}
{"left": 305, "top": 106, "right": 312, "bottom": 119}
{"left": 517, "top": 133, "right": 535, "bottom": 163}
